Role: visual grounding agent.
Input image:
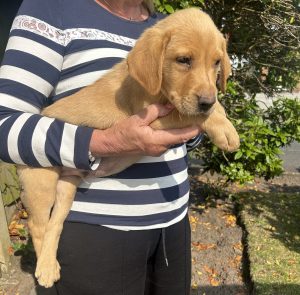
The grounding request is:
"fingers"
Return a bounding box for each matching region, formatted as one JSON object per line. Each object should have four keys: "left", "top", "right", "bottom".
{"left": 152, "top": 125, "right": 202, "bottom": 146}
{"left": 137, "top": 103, "right": 174, "bottom": 125}
{"left": 129, "top": 105, "right": 202, "bottom": 156}
{"left": 142, "top": 125, "right": 202, "bottom": 157}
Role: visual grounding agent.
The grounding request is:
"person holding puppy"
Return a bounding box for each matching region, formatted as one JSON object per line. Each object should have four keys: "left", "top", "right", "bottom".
{"left": 0, "top": 0, "right": 202, "bottom": 294}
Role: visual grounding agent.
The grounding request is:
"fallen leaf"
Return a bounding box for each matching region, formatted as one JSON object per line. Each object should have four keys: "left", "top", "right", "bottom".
{"left": 189, "top": 215, "right": 199, "bottom": 224}
{"left": 192, "top": 242, "right": 216, "bottom": 251}
{"left": 8, "top": 220, "right": 17, "bottom": 230}
{"left": 235, "top": 255, "right": 242, "bottom": 263}
{"left": 7, "top": 246, "right": 14, "bottom": 255}
{"left": 203, "top": 265, "right": 220, "bottom": 286}
{"left": 19, "top": 209, "right": 28, "bottom": 219}
{"left": 233, "top": 242, "right": 243, "bottom": 251}
{"left": 8, "top": 220, "right": 25, "bottom": 237}
{"left": 199, "top": 222, "right": 211, "bottom": 226}
{"left": 9, "top": 229, "right": 20, "bottom": 236}
{"left": 229, "top": 255, "right": 243, "bottom": 268}
{"left": 203, "top": 265, "right": 216, "bottom": 276}
{"left": 209, "top": 277, "right": 220, "bottom": 286}
{"left": 223, "top": 214, "right": 237, "bottom": 227}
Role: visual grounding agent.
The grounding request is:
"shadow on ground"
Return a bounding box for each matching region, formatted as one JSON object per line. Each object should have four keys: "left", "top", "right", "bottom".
{"left": 189, "top": 167, "right": 300, "bottom": 253}
{"left": 191, "top": 284, "right": 300, "bottom": 295}
{"left": 237, "top": 191, "right": 300, "bottom": 255}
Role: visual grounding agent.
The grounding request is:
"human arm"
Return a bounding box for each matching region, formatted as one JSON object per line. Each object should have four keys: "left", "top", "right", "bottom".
{"left": 60, "top": 102, "right": 201, "bottom": 177}
{"left": 89, "top": 103, "right": 202, "bottom": 158}
{"left": 0, "top": 0, "right": 93, "bottom": 169}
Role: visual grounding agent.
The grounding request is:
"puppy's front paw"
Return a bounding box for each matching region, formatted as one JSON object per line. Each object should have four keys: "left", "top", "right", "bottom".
{"left": 35, "top": 258, "right": 61, "bottom": 288}
{"left": 207, "top": 120, "right": 240, "bottom": 152}
{"left": 225, "top": 128, "right": 240, "bottom": 152}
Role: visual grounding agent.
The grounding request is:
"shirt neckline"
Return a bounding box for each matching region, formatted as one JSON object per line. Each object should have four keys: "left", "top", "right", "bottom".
{"left": 92, "top": 0, "right": 152, "bottom": 24}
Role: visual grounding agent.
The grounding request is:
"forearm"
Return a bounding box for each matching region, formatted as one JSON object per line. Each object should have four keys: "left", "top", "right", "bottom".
{"left": 89, "top": 129, "right": 125, "bottom": 158}
{"left": 0, "top": 0, "right": 96, "bottom": 170}
{"left": 89, "top": 104, "right": 202, "bottom": 159}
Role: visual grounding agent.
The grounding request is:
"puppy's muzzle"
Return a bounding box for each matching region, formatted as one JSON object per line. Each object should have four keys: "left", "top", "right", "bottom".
{"left": 197, "top": 95, "right": 216, "bottom": 113}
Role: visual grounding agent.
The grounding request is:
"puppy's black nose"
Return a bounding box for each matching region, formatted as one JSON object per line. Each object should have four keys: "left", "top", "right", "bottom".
{"left": 198, "top": 96, "right": 216, "bottom": 113}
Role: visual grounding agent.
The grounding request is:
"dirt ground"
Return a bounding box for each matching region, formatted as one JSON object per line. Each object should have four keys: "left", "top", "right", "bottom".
{"left": 188, "top": 168, "right": 300, "bottom": 295}
{"left": 0, "top": 169, "right": 299, "bottom": 295}
{"left": 189, "top": 169, "right": 249, "bottom": 295}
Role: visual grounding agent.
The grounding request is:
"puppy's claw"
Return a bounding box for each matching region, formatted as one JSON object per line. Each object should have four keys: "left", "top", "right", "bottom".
{"left": 35, "top": 259, "right": 61, "bottom": 288}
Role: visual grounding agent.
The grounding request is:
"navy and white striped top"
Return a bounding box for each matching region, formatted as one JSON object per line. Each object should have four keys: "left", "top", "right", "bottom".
{"left": 0, "top": 0, "right": 202, "bottom": 230}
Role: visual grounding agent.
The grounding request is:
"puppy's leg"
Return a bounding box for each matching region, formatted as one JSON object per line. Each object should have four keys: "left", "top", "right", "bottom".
{"left": 91, "top": 155, "right": 142, "bottom": 177}
{"left": 202, "top": 110, "right": 240, "bottom": 151}
{"left": 213, "top": 100, "right": 227, "bottom": 117}
{"left": 150, "top": 107, "right": 239, "bottom": 151}
{"left": 17, "top": 166, "right": 60, "bottom": 258}
{"left": 35, "top": 175, "right": 81, "bottom": 288}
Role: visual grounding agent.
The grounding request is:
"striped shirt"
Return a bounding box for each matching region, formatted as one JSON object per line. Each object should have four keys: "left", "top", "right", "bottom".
{"left": 0, "top": 0, "right": 202, "bottom": 230}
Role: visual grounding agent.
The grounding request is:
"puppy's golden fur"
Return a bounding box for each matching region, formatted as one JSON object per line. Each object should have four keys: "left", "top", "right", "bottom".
{"left": 17, "top": 8, "right": 239, "bottom": 287}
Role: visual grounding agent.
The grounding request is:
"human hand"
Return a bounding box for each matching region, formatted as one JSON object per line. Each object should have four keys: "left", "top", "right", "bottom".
{"left": 89, "top": 103, "right": 202, "bottom": 158}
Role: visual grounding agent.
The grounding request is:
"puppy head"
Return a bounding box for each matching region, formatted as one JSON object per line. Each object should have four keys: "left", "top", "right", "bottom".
{"left": 127, "top": 8, "right": 231, "bottom": 116}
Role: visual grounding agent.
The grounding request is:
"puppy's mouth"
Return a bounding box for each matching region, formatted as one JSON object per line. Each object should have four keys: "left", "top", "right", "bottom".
{"left": 169, "top": 92, "right": 216, "bottom": 116}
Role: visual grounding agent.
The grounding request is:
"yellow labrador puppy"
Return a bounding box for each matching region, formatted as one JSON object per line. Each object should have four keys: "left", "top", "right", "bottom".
{"left": 17, "top": 8, "right": 239, "bottom": 287}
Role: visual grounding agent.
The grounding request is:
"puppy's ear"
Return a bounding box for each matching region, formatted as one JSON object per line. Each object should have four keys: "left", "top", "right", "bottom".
{"left": 219, "top": 38, "right": 231, "bottom": 93}
{"left": 127, "top": 28, "right": 170, "bottom": 95}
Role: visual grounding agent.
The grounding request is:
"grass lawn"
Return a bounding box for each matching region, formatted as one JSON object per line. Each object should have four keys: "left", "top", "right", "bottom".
{"left": 237, "top": 192, "right": 300, "bottom": 295}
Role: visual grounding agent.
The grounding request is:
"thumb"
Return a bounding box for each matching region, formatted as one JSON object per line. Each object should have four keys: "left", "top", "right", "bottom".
{"left": 138, "top": 103, "right": 174, "bottom": 125}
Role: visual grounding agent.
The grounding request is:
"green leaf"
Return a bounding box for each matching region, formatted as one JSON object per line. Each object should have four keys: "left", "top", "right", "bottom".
{"left": 164, "top": 4, "right": 175, "bottom": 13}
{"left": 234, "top": 150, "right": 243, "bottom": 160}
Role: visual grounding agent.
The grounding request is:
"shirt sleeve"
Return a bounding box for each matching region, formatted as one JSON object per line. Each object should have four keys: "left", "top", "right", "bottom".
{"left": 186, "top": 134, "right": 204, "bottom": 152}
{"left": 0, "top": 0, "right": 93, "bottom": 170}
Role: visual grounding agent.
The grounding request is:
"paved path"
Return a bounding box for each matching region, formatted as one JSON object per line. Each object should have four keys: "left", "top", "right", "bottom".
{"left": 252, "top": 93, "right": 300, "bottom": 174}
{"left": 281, "top": 141, "right": 300, "bottom": 173}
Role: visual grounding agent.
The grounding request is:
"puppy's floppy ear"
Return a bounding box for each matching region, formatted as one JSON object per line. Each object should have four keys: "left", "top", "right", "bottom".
{"left": 219, "top": 37, "right": 231, "bottom": 93}
{"left": 127, "top": 28, "right": 170, "bottom": 95}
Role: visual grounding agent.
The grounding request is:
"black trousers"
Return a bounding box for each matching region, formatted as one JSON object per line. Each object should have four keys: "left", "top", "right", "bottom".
{"left": 36, "top": 215, "right": 191, "bottom": 295}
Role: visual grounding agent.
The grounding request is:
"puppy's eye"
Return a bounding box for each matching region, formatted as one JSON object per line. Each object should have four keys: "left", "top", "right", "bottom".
{"left": 176, "top": 56, "right": 192, "bottom": 66}
{"left": 215, "top": 60, "right": 221, "bottom": 67}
